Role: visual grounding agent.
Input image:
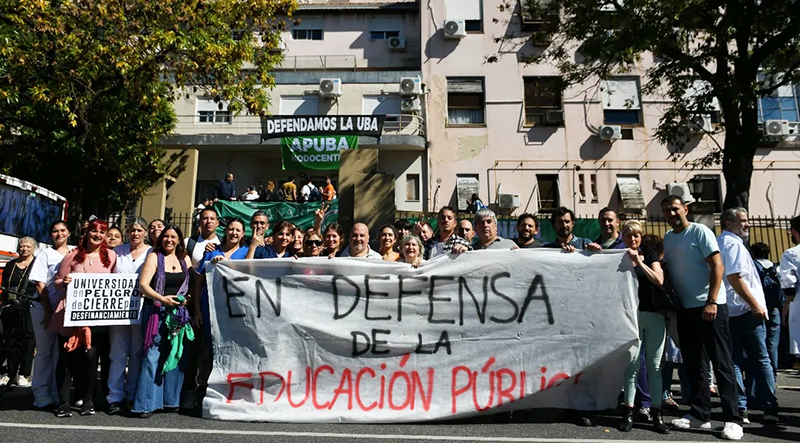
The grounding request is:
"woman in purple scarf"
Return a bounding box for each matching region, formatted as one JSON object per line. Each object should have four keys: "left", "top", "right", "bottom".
{"left": 132, "top": 225, "right": 194, "bottom": 418}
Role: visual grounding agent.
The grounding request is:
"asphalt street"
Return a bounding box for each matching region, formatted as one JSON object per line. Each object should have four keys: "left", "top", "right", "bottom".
{"left": 0, "top": 370, "right": 798, "bottom": 443}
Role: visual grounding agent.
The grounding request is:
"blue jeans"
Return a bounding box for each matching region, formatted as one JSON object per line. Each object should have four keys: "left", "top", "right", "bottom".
{"left": 730, "top": 311, "right": 778, "bottom": 414}
{"left": 132, "top": 304, "right": 188, "bottom": 413}
{"left": 765, "top": 306, "right": 781, "bottom": 382}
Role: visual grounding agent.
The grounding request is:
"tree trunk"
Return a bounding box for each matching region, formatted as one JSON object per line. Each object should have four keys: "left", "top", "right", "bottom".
{"left": 721, "top": 126, "right": 758, "bottom": 212}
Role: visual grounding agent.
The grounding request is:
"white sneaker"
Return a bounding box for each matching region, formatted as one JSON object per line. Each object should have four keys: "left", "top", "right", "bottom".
{"left": 671, "top": 414, "right": 712, "bottom": 429}
{"left": 0, "top": 375, "right": 10, "bottom": 387}
{"left": 14, "top": 375, "right": 31, "bottom": 387}
{"left": 722, "top": 422, "right": 744, "bottom": 440}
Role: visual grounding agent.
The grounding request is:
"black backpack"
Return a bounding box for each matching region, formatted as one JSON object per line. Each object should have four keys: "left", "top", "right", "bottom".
{"left": 754, "top": 260, "right": 784, "bottom": 312}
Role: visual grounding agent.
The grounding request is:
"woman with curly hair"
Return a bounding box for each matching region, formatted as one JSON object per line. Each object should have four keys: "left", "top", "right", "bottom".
{"left": 53, "top": 219, "right": 117, "bottom": 417}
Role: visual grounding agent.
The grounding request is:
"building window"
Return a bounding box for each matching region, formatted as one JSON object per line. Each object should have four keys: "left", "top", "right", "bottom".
{"left": 602, "top": 77, "right": 642, "bottom": 125}
{"left": 196, "top": 98, "right": 231, "bottom": 124}
{"left": 280, "top": 96, "right": 318, "bottom": 115}
{"left": 578, "top": 174, "right": 586, "bottom": 202}
{"left": 456, "top": 174, "right": 480, "bottom": 212}
{"left": 447, "top": 78, "right": 485, "bottom": 125}
{"left": 590, "top": 174, "right": 598, "bottom": 203}
{"left": 369, "top": 17, "right": 402, "bottom": 40}
{"left": 759, "top": 83, "right": 800, "bottom": 122}
{"left": 291, "top": 17, "right": 324, "bottom": 41}
{"left": 369, "top": 30, "right": 400, "bottom": 40}
{"left": 537, "top": 174, "right": 559, "bottom": 212}
{"left": 446, "top": 0, "right": 483, "bottom": 32}
{"left": 292, "top": 29, "right": 323, "bottom": 40}
{"left": 406, "top": 174, "right": 420, "bottom": 202}
{"left": 523, "top": 77, "right": 563, "bottom": 126}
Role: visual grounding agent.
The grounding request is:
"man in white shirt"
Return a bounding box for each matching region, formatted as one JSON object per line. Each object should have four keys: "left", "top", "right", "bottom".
{"left": 779, "top": 216, "right": 800, "bottom": 364}
{"left": 341, "top": 223, "right": 382, "bottom": 259}
{"left": 185, "top": 207, "right": 221, "bottom": 268}
{"left": 301, "top": 177, "right": 316, "bottom": 203}
{"left": 717, "top": 208, "right": 778, "bottom": 423}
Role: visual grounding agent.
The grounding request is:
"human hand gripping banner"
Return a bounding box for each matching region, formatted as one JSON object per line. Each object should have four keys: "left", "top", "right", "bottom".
{"left": 65, "top": 273, "right": 143, "bottom": 326}
{"left": 204, "top": 250, "right": 639, "bottom": 422}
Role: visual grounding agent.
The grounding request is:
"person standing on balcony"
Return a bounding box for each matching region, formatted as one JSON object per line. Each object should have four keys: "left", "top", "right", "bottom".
{"left": 213, "top": 173, "right": 236, "bottom": 202}
{"left": 322, "top": 176, "right": 336, "bottom": 201}
{"left": 281, "top": 176, "right": 297, "bottom": 202}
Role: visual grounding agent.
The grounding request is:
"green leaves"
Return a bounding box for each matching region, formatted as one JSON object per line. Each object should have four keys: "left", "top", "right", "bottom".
{"left": 0, "top": 0, "right": 296, "bottom": 219}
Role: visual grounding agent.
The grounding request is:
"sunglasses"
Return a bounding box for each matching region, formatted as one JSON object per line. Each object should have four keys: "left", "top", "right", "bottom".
{"left": 305, "top": 240, "right": 323, "bottom": 247}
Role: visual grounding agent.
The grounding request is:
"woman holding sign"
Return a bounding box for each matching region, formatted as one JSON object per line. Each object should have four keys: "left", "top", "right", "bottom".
{"left": 53, "top": 219, "right": 117, "bottom": 417}
{"left": 133, "top": 225, "right": 194, "bottom": 418}
{"left": 619, "top": 221, "right": 669, "bottom": 434}
{"left": 190, "top": 218, "right": 248, "bottom": 407}
{"left": 28, "top": 221, "right": 73, "bottom": 410}
{"left": 106, "top": 218, "right": 152, "bottom": 415}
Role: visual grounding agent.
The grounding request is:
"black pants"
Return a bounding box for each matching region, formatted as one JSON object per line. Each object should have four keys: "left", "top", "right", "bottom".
{"left": 0, "top": 306, "right": 35, "bottom": 378}
{"left": 91, "top": 326, "right": 111, "bottom": 399}
{"left": 676, "top": 304, "right": 741, "bottom": 423}
{"left": 56, "top": 335, "right": 98, "bottom": 406}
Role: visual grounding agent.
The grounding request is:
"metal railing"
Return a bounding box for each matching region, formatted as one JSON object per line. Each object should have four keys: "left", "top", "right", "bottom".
{"left": 396, "top": 212, "right": 794, "bottom": 263}
{"left": 276, "top": 54, "right": 420, "bottom": 71}
{"left": 172, "top": 114, "right": 425, "bottom": 137}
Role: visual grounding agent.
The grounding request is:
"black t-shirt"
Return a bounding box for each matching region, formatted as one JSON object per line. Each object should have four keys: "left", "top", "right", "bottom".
{"left": 636, "top": 251, "right": 663, "bottom": 312}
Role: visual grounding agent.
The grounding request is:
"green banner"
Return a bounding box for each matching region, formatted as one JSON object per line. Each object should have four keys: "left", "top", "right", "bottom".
{"left": 213, "top": 200, "right": 339, "bottom": 238}
{"left": 281, "top": 135, "right": 358, "bottom": 170}
{"left": 403, "top": 217, "right": 601, "bottom": 244}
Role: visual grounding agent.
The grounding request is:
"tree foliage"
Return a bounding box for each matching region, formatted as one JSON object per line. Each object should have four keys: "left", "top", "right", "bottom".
{"left": 495, "top": 0, "right": 800, "bottom": 210}
{"left": 0, "top": 0, "right": 295, "bottom": 221}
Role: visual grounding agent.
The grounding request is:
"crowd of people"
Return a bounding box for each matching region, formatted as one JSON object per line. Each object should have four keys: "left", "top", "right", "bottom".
{"left": 0, "top": 195, "right": 798, "bottom": 441}
{"left": 212, "top": 173, "right": 336, "bottom": 203}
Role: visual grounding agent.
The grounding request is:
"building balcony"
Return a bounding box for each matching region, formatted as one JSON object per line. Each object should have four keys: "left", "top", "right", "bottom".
{"left": 275, "top": 54, "right": 420, "bottom": 71}
{"left": 163, "top": 114, "right": 426, "bottom": 150}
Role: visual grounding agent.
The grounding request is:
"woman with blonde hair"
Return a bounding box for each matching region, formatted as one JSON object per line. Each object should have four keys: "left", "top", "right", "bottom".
{"left": 619, "top": 220, "right": 668, "bottom": 434}
{"left": 0, "top": 236, "right": 38, "bottom": 388}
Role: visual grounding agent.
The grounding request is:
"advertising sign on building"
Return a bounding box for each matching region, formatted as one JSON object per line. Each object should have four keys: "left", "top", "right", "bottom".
{"left": 281, "top": 135, "right": 359, "bottom": 170}
{"left": 262, "top": 115, "right": 385, "bottom": 139}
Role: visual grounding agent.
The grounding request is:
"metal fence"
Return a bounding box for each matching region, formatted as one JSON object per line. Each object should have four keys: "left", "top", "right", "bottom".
{"left": 166, "top": 208, "right": 794, "bottom": 263}
{"left": 396, "top": 211, "right": 794, "bottom": 264}
{"left": 167, "top": 212, "right": 196, "bottom": 239}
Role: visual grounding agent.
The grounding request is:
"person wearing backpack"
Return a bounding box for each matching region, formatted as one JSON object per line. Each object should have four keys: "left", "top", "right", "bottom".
{"left": 751, "top": 242, "right": 782, "bottom": 384}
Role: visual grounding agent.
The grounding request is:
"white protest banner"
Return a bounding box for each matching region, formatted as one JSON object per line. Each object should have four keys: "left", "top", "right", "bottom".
{"left": 65, "top": 273, "right": 143, "bottom": 326}
{"left": 204, "top": 250, "right": 639, "bottom": 423}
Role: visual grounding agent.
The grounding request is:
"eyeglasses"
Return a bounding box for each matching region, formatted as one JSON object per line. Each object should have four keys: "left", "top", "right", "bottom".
{"left": 305, "top": 240, "right": 323, "bottom": 247}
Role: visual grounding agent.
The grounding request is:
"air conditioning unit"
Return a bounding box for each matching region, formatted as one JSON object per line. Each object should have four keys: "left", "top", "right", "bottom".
{"left": 443, "top": 19, "right": 466, "bottom": 39}
{"left": 764, "top": 119, "right": 790, "bottom": 137}
{"left": 545, "top": 109, "right": 565, "bottom": 124}
{"left": 399, "top": 77, "right": 422, "bottom": 96}
{"left": 667, "top": 182, "right": 695, "bottom": 203}
{"left": 318, "top": 78, "right": 342, "bottom": 98}
{"left": 498, "top": 193, "right": 521, "bottom": 209}
{"left": 388, "top": 36, "right": 406, "bottom": 51}
{"left": 401, "top": 98, "right": 421, "bottom": 113}
{"left": 598, "top": 125, "right": 622, "bottom": 141}
{"left": 687, "top": 114, "right": 712, "bottom": 134}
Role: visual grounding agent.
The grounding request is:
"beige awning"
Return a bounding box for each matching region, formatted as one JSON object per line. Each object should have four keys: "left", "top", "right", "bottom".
{"left": 617, "top": 176, "right": 646, "bottom": 212}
